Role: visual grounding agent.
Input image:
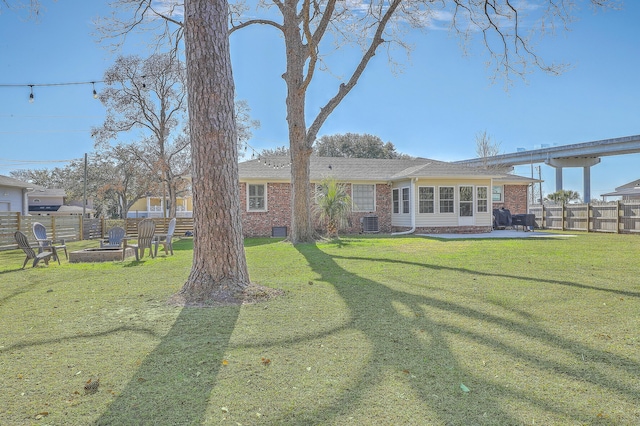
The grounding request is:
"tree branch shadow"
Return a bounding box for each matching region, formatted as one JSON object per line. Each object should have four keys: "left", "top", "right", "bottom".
{"left": 95, "top": 305, "right": 240, "bottom": 425}
{"left": 275, "top": 243, "right": 640, "bottom": 425}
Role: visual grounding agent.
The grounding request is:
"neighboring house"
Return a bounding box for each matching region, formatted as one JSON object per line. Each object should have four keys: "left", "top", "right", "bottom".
{"left": 0, "top": 175, "right": 39, "bottom": 215}
{"left": 238, "top": 156, "right": 537, "bottom": 237}
{"left": 600, "top": 179, "right": 640, "bottom": 201}
{"left": 127, "top": 195, "right": 193, "bottom": 218}
{"left": 28, "top": 188, "right": 65, "bottom": 214}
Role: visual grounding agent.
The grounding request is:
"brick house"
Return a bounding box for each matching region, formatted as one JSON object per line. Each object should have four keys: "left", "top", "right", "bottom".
{"left": 238, "top": 156, "right": 536, "bottom": 237}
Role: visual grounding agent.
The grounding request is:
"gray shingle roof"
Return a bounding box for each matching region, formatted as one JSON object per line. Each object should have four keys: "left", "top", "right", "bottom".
{"left": 238, "top": 156, "right": 508, "bottom": 182}
{"left": 0, "top": 175, "right": 40, "bottom": 189}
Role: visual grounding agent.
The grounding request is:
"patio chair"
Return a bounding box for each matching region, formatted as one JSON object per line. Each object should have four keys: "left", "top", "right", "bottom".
{"left": 32, "top": 222, "right": 68, "bottom": 262}
{"left": 14, "top": 231, "right": 55, "bottom": 268}
{"left": 126, "top": 219, "right": 156, "bottom": 261}
{"left": 154, "top": 218, "right": 176, "bottom": 256}
{"left": 100, "top": 227, "right": 126, "bottom": 249}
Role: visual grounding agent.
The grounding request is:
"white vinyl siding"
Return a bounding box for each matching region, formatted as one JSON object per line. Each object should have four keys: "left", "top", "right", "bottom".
{"left": 392, "top": 179, "right": 494, "bottom": 230}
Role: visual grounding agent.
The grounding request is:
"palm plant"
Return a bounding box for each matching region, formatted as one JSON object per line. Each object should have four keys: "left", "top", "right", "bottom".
{"left": 314, "top": 177, "right": 352, "bottom": 238}
{"left": 545, "top": 189, "right": 582, "bottom": 204}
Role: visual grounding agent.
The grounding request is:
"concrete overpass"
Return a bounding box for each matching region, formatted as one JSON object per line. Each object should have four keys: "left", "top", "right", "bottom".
{"left": 453, "top": 134, "right": 640, "bottom": 202}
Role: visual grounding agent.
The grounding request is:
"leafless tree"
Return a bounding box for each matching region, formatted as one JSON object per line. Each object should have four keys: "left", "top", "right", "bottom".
{"left": 475, "top": 130, "right": 503, "bottom": 170}
{"left": 0, "top": 0, "right": 46, "bottom": 19}
{"left": 95, "top": 0, "right": 616, "bottom": 243}
{"left": 92, "top": 53, "right": 190, "bottom": 218}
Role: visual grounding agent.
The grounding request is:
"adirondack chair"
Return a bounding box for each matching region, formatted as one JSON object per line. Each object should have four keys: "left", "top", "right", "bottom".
{"left": 100, "top": 227, "right": 126, "bottom": 248}
{"left": 154, "top": 218, "right": 176, "bottom": 256}
{"left": 126, "top": 219, "right": 156, "bottom": 261}
{"left": 15, "top": 231, "right": 55, "bottom": 268}
{"left": 32, "top": 222, "right": 68, "bottom": 261}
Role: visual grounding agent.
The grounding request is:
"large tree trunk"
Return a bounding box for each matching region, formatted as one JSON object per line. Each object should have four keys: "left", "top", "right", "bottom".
{"left": 173, "top": 0, "right": 250, "bottom": 305}
{"left": 284, "top": 0, "right": 315, "bottom": 243}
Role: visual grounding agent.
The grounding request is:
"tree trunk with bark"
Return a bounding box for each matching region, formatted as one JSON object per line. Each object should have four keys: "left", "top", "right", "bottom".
{"left": 284, "top": 0, "right": 316, "bottom": 243}
{"left": 172, "top": 0, "right": 250, "bottom": 305}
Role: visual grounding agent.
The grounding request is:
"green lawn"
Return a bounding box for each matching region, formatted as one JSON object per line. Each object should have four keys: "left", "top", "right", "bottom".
{"left": 0, "top": 233, "right": 638, "bottom": 425}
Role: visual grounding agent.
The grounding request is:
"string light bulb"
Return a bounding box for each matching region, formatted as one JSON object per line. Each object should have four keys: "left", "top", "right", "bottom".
{"left": 29, "top": 85, "right": 34, "bottom": 103}
{"left": 92, "top": 82, "right": 98, "bottom": 99}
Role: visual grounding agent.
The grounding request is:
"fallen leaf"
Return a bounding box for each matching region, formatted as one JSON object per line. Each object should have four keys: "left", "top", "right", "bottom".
{"left": 402, "top": 370, "right": 410, "bottom": 374}
{"left": 35, "top": 412, "right": 49, "bottom": 420}
{"left": 261, "top": 357, "right": 271, "bottom": 365}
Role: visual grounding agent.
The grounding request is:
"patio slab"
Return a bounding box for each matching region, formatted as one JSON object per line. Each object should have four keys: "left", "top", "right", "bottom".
{"left": 69, "top": 247, "right": 136, "bottom": 263}
{"left": 417, "top": 230, "right": 577, "bottom": 239}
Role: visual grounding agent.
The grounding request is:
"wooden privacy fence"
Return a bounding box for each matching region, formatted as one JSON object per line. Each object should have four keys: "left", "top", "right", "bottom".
{"left": 528, "top": 201, "right": 640, "bottom": 233}
{"left": 0, "top": 213, "right": 194, "bottom": 251}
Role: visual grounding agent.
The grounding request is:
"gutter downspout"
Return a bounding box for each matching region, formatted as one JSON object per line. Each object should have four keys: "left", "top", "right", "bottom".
{"left": 23, "top": 187, "right": 35, "bottom": 216}
{"left": 392, "top": 178, "right": 417, "bottom": 236}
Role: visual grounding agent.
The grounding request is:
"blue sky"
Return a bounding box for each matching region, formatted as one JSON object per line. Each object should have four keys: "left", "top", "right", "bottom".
{"left": 1, "top": 0, "right": 638, "bottom": 198}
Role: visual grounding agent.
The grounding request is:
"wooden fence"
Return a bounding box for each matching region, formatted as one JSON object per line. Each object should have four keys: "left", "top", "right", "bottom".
{"left": 0, "top": 213, "right": 194, "bottom": 251}
{"left": 528, "top": 201, "right": 640, "bottom": 233}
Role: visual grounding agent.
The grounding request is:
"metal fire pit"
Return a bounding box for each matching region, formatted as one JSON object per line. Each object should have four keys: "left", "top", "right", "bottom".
{"left": 69, "top": 247, "right": 135, "bottom": 263}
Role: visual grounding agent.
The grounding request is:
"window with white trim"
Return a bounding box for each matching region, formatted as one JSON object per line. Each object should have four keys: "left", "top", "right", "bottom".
{"left": 402, "top": 187, "right": 410, "bottom": 214}
{"left": 477, "top": 186, "right": 488, "bottom": 212}
{"left": 459, "top": 186, "right": 473, "bottom": 217}
{"left": 392, "top": 188, "right": 399, "bottom": 214}
{"left": 492, "top": 185, "right": 503, "bottom": 202}
{"left": 418, "top": 186, "right": 435, "bottom": 214}
{"left": 352, "top": 184, "right": 375, "bottom": 212}
{"left": 248, "top": 184, "right": 266, "bottom": 211}
{"left": 439, "top": 186, "right": 454, "bottom": 213}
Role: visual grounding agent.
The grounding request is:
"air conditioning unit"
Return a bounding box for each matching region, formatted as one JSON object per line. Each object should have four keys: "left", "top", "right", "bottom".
{"left": 361, "top": 215, "right": 379, "bottom": 233}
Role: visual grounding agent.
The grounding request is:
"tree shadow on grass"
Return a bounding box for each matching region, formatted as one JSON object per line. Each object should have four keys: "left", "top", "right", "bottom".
{"left": 95, "top": 305, "right": 240, "bottom": 426}
{"left": 283, "top": 243, "right": 640, "bottom": 425}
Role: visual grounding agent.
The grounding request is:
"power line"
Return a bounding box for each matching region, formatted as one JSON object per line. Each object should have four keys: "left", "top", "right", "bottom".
{"left": 0, "top": 158, "right": 80, "bottom": 164}
{"left": 0, "top": 80, "right": 104, "bottom": 88}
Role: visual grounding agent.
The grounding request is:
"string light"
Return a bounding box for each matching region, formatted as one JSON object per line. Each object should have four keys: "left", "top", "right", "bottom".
{"left": 0, "top": 80, "right": 105, "bottom": 101}
{"left": 243, "top": 141, "right": 292, "bottom": 169}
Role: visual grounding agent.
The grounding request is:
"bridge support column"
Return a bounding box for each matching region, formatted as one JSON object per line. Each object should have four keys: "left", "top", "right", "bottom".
{"left": 546, "top": 157, "right": 601, "bottom": 203}
{"left": 555, "top": 167, "right": 563, "bottom": 192}
{"left": 583, "top": 166, "right": 591, "bottom": 203}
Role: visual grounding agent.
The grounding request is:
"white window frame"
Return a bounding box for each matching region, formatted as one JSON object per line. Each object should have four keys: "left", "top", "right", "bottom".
{"left": 459, "top": 186, "right": 474, "bottom": 217}
{"left": 392, "top": 188, "right": 400, "bottom": 214}
{"left": 477, "top": 186, "right": 489, "bottom": 213}
{"left": 352, "top": 184, "right": 376, "bottom": 212}
{"left": 418, "top": 186, "right": 435, "bottom": 214}
{"left": 401, "top": 187, "right": 410, "bottom": 214}
{"left": 439, "top": 186, "right": 455, "bottom": 214}
{"left": 247, "top": 183, "right": 267, "bottom": 212}
{"left": 492, "top": 185, "right": 503, "bottom": 202}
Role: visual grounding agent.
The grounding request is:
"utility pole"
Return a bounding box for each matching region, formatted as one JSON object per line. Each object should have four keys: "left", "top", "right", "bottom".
{"left": 83, "top": 153, "right": 88, "bottom": 218}
{"left": 537, "top": 166, "right": 543, "bottom": 204}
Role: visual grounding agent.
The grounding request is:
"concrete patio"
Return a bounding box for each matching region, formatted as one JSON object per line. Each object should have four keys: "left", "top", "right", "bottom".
{"left": 418, "top": 230, "right": 577, "bottom": 239}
